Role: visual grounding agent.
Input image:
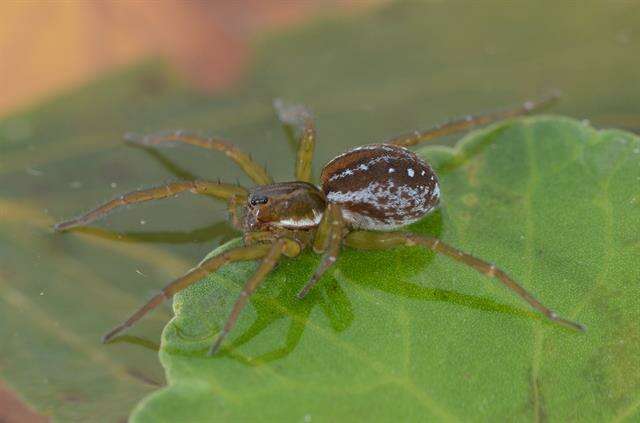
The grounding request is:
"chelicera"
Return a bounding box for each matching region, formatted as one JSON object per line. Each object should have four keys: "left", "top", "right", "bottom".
{"left": 54, "top": 94, "right": 585, "bottom": 355}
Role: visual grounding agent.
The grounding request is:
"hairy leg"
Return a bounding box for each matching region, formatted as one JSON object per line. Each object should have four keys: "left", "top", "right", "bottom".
{"left": 209, "top": 238, "right": 301, "bottom": 355}
{"left": 385, "top": 92, "right": 560, "bottom": 147}
{"left": 54, "top": 180, "right": 247, "bottom": 231}
{"left": 344, "top": 230, "right": 585, "bottom": 331}
{"left": 124, "top": 131, "right": 273, "bottom": 185}
{"left": 102, "top": 242, "right": 274, "bottom": 343}
{"left": 297, "top": 204, "right": 345, "bottom": 299}
{"left": 273, "top": 99, "right": 316, "bottom": 182}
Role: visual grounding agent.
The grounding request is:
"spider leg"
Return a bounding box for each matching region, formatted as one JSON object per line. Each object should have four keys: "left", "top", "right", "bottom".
{"left": 209, "top": 238, "right": 301, "bottom": 355}
{"left": 297, "top": 204, "right": 345, "bottom": 299}
{"left": 385, "top": 92, "right": 560, "bottom": 147}
{"left": 311, "top": 203, "right": 333, "bottom": 254}
{"left": 54, "top": 180, "right": 247, "bottom": 231}
{"left": 273, "top": 99, "right": 316, "bottom": 182}
{"left": 344, "top": 231, "right": 586, "bottom": 332}
{"left": 102, "top": 242, "right": 274, "bottom": 344}
{"left": 295, "top": 122, "right": 315, "bottom": 183}
{"left": 124, "top": 131, "right": 273, "bottom": 185}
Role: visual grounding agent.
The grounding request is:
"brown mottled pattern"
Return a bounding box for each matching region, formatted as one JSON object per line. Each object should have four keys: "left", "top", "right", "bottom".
{"left": 320, "top": 144, "right": 440, "bottom": 229}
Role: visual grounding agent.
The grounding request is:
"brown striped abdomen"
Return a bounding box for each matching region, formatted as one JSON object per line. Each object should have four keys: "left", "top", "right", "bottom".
{"left": 320, "top": 144, "right": 440, "bottom": 230}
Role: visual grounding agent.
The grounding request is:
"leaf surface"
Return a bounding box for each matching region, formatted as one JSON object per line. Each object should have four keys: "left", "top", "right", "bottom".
{"left": 132, "top": 117, "right": 640, "bottom": 422}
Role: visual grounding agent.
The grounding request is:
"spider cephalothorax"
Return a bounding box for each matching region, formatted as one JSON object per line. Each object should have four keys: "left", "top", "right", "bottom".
{"left": 244, "top": 182, "right": 326, "bottom": 231}
{"left": 54, "top": 94, "right": 585, "bottom": 355}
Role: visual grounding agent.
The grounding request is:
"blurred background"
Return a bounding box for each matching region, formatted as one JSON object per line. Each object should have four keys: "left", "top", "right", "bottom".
{"left": 0, "top": 1, "right": 381, "bottom": 117}
{"left": 1, "top": 1, "right": 638, "bottom": 422}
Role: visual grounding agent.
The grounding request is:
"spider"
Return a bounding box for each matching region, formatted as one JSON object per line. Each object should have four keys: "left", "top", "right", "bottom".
{"left": 54, "top": 94, "right": 585, "bottom": 355}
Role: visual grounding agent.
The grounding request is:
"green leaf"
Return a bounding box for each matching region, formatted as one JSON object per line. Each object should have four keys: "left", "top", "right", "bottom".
{"left": 131, "top": 117, "right": 640, "bottom": 422}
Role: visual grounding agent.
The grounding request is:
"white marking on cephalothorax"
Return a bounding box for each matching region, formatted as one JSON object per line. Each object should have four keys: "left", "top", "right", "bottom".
{"left": 407, "top": 168, "right": 414, "bottom": 177}
{"left": 421, "top": 170, "right": 426, "bottom": 176}
{"left": 388, "top": 167, "right": 395, "bottom": 173}
{"left": 276, "top": 209, "right": 323, "bottom": 228}
{"left": 277, "top": 217, "right": 317, "bottom": 227}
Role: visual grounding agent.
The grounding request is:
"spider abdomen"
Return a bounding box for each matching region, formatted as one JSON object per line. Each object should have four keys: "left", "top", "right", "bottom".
{"left": 320, "top": 144, "right": 440, "bottom": 230}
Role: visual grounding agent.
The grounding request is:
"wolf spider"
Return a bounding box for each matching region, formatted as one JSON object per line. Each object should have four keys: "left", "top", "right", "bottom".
{"left": 54, "top": 94, "right": 585, "bottom": 355}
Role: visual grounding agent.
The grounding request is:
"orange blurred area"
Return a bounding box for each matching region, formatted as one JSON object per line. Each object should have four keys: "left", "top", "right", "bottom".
{"left": 0, "top": 380, "right": 48, "bottom": 423}
{"left": 0, "top": 0, "right": 384, "bottom": 118}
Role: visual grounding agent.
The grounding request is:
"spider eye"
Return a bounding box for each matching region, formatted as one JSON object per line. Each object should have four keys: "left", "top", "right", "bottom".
{"left": 250, "top": 195, "right": 268, "bottom": 206}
